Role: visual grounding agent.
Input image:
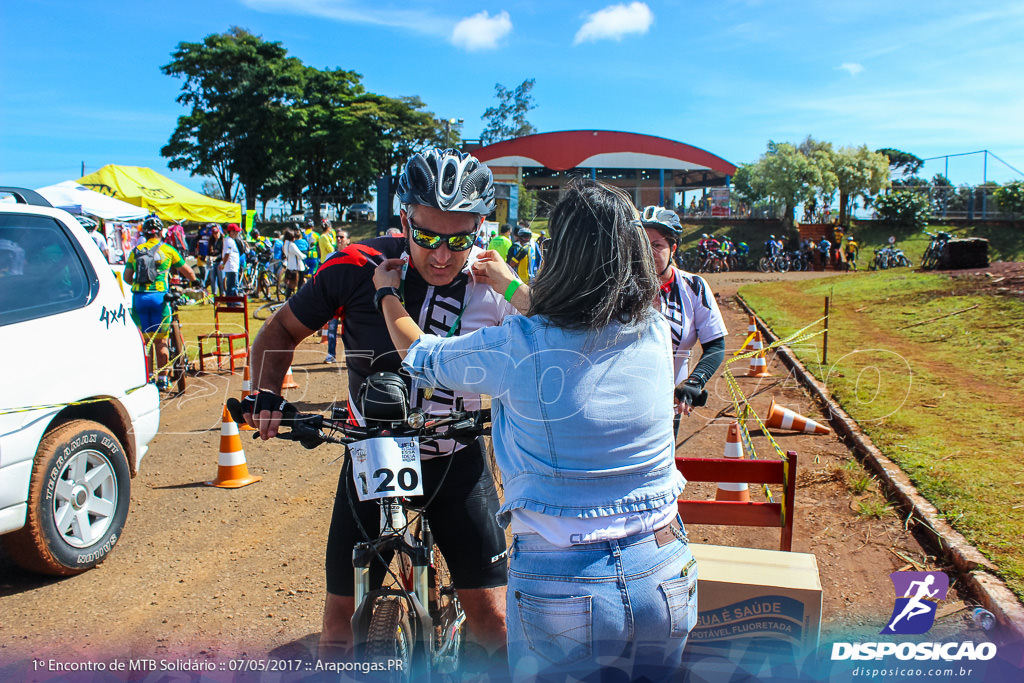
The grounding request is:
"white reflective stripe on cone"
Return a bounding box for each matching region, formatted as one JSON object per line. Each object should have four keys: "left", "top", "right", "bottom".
{"left": 219, "top": 450, "right": 247, "bottom": 467}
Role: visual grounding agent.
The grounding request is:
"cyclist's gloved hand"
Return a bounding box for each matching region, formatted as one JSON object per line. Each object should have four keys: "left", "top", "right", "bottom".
{"left": 190, "top": 280, "right": 202, "bottom": 288}
{"left": 241, "top": 389, "right": 288, "bottom": 418}
{"left": 674, "top": 379, "right": 708, "bottom": 407}
{"left": 241, "top": 389, "right": 291, "bottom": 440}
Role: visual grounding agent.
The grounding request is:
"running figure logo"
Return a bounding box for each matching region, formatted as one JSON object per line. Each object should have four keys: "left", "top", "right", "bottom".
{"left": 881, "top": 571, "right": 949, "bottom": 635}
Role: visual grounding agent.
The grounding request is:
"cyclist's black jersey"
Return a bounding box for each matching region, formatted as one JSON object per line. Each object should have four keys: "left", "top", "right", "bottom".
{"left": 288, "top": 236, "right": 516, "bottom": 457}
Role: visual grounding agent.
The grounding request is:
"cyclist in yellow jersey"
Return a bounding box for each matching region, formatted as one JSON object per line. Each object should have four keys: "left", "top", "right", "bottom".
{"left": 124, "top": 215, "right": 196, "bottom": 390}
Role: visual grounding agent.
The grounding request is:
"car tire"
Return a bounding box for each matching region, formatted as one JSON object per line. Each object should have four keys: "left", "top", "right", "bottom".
{"left": 1, "top": 420, "right": 130, "bottom": 576}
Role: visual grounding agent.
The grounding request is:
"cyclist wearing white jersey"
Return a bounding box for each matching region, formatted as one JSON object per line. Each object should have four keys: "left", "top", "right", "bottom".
{"left": 640, "top": 206, "right": 728, "bottom": 435}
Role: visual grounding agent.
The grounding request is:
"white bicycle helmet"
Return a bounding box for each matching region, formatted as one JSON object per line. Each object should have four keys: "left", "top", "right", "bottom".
{"left": 397, "top": 148, "right": 495, "bottom": 214}
{"left": 640, "top": 205, "right": 683, "bottom": 241}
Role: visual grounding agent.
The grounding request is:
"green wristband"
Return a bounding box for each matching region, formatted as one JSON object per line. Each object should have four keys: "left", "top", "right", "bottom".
{"left": 504, "top": 280, "right": 522, "bottom": 303}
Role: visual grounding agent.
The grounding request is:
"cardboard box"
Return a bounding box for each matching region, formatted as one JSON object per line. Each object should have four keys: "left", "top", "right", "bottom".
{"left": 686, "top": 543, "right": 822, "bottom": 658}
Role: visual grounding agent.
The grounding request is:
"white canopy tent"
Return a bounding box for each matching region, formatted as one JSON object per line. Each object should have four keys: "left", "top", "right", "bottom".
{"left": 35, "top": 181, "right": 148, "bottom": 221}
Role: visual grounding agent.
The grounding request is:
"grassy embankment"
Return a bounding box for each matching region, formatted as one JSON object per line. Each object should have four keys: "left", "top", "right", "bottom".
{"left": 740, "top": 266, "right": 1024, "bottom": 600}
{"left": 678, "top": 219, "right": 1024, "bottom": 266}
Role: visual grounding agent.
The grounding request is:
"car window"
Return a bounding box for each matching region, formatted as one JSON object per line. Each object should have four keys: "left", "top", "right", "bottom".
{"left": 0, "top": 214, "right": 95, "bottom": 326}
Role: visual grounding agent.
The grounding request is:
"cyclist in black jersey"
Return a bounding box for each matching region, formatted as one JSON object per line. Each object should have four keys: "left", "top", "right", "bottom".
{"left": 242, "top": 148, "right": 529, "bottom": 660}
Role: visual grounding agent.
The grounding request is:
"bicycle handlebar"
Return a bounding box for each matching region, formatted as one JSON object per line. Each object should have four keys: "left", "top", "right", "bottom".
{"left": 223, "top": 397, "right": 490, "bottom": 449}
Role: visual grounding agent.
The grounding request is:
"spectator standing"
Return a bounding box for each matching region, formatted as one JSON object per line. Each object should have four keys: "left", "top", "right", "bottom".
{"left": 487, "top": 223, "right": 513, "bottom": 260}
{"left": 323, "top": 229, "right": 352, "bottom": 363}
{"left": 82, "top": 216, "right": 110, "bottom": 263}
{"left": 220, "top": 223, "right": 242, "bottom": 297}
{"left": 506, "top": 226, "right": 541, "bottom": 282}
{"left": 317, "top": 220, "right": 337, "bottom": 259}
{"left": 281, "top": 228, "right": 306, "bottom": 297}
{"left": 375, "top": 181, "right": 698, "bottom": 680}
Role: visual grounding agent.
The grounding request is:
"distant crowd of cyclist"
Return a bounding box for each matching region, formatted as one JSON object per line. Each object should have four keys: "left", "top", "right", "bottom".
{"left": 675, "top": 229, "right": 863, "bottom": 274}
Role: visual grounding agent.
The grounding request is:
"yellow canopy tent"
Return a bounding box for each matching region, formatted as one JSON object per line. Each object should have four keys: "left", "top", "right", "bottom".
{"left": 78, "top": 165, "right": 241, "bottom": 223}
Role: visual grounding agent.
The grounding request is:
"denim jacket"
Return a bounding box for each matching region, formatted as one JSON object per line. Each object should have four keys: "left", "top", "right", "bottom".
{"left": 403, "top": 311, "right": 685, "bottom": 527}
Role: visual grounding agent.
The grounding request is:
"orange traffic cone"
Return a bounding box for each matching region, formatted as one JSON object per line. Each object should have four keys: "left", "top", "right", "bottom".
{"left": 320, "top": 324, "right": 329, "bottom": 344}
{"left": 206, "top": 406, "right": 262, "bottom": 488}
{"left": 239, "top": 366, "right": 256, "bottom": 431}
{"left": 764, "top": 398, "right": 830, "bottom": 434}
{"left": 716, "top": 422, "right": 750, "bottom": 502}
{"left": 746, "top": 331, "right": 773, "bottom": 378}
{"left": 735, "top": 315, "right": 758, "bottom": 355}
{"left": 281, "top": 366, "right": 300, "bottom": 390}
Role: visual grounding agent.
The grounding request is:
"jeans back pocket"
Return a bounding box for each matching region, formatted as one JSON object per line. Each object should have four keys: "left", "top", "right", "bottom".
{"left": 659, "top": 564, "right": 698, "bottom": 639}
{"left": 514, "top": 591, "right": 593, "bottom": 664}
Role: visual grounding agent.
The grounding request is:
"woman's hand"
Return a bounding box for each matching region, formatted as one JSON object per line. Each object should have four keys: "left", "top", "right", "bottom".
{"left": 471, "top": 250, "right": 514, "bottom": 293}
{"left": 373, "top": 257, "right": 405, "bottom": 290}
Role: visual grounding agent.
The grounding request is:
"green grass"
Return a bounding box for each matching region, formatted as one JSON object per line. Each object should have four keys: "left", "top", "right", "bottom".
{"left": 740, "top": 270, "right": 1024, "bottom": 599}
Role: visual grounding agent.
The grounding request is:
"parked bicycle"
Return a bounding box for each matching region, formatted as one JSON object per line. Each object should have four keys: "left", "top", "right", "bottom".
{"left": 920, "top": 230, "right": 952, "bottom": 270}
{"left": 225, "top": 373, "right": 490, "bottom": 680}
{"left": 757, "top": 252, "right": 790, "bottom": 273}
{"left": 869, "top": 245, "right": 913, "bottom": 270}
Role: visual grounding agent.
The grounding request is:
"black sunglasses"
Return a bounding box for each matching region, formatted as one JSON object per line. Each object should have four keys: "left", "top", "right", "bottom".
{"left": 408, "top": 219, "right": 476, "bottom": 252}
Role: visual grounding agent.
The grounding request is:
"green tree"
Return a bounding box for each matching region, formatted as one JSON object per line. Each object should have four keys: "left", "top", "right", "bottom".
{"left": 876, "top": 148, "right": 924, "bottom": 179}
{"left": 831, "top": 145, "right": 890, "bottom": 227}
{"left": 517, "top": 181, "right": 537, "bottom": 221}
{"left": 994, "top": 180, "right": 1024, "bottom": 218}
{"left": 480, "top": 79, "right": 537, "bottom": 145}
{"left": 161, "top": 27, "right": 302, "bottom": 211}
{"left": 739, "top": 142, "right": 824, "bottom": 227}
{"left": 358, "top": 94, "right": 445, "bottom": 219}
{"left": 284, "top": 65, "right": 379, "bottom": 223}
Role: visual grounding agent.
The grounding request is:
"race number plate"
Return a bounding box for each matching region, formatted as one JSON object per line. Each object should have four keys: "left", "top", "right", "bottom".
{"left": 349, "top": 437, "right": 424, "bottom": 501}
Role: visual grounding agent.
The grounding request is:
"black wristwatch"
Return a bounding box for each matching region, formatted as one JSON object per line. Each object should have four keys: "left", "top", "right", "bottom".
{"left": 373, "top": 286, "right": 401, "bottom": 314}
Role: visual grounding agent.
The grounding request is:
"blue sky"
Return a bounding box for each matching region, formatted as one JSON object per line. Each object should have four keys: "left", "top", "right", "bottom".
{"left": 2, "top": 0, "right": 1023, "bottom": 195}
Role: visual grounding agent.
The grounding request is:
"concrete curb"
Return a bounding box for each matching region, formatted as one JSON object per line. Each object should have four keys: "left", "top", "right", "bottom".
{"left": 734, "top": 293, "right": 1024, "bottom": 642}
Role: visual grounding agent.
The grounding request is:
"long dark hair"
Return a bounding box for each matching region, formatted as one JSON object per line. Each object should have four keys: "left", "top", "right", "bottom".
{"left": 528, "top": 178, "right": 659, "bottom": 330}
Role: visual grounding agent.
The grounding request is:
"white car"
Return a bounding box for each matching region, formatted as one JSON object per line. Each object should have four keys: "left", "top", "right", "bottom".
{"left": 0, "top": 188, "right": 160, "bottom": 575}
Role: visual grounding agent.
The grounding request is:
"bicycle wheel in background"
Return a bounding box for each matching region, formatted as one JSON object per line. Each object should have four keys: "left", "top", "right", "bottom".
{"left": 253, "top": 301, "right": 284, "bottom": 320}
{"left": 757, "top": 256, "right": 771, "bottom": 273}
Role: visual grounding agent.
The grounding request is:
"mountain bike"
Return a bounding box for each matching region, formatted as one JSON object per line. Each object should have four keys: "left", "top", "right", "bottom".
{"left": 757, "top": 252, "right": 790, "bottom": 273}
{"left": 225, "top": 375, "right": 490, "bottom": 680}
{"left": 161, "top": 287, "right": 190, "bottom": 394}
{"left": 921, "top": 230, "right": 952, "bottom": 270}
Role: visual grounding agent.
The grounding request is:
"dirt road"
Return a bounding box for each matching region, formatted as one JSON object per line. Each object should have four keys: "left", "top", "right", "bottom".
{"left": 0, "top": 269, "right": 983, "bottom": 676}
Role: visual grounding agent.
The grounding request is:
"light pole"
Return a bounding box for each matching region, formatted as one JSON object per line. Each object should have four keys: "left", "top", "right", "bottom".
{"left": 444, "top": 117, "right": 464, "bottom": 148}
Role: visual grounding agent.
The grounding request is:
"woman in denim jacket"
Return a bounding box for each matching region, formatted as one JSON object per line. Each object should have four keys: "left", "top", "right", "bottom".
{"left": 373, "top": 179, "right": 696, "bottom": 681}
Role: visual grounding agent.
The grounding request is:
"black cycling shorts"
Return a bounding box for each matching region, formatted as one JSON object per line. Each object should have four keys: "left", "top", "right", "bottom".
{"left": 325, "top": 438, "right": 508, "bottom": 596}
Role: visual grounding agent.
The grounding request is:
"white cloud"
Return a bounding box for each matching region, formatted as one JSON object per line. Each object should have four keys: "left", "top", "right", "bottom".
{"left": 451, "top": 11, "right": 513, "bottom": 51}
{"left": 574, "top": 2, "right": 654, "bottom": 45}
{"left": 837, "top": 62, "right": 864, "bottom": 77}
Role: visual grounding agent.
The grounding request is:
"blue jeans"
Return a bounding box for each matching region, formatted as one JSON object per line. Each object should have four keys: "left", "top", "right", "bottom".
{"left": 223, "top": 271, "right": 238, "bottom": 297}
{"left": 327, "top": 317, "right": 339, "bottom": 356}
{"left": 507, "top": 518, "right": 697, "bottom": 682}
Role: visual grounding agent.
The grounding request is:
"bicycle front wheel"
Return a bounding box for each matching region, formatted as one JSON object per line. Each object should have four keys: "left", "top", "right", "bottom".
{"left": 365, "top": 597, "right": 415, "bottom": 681}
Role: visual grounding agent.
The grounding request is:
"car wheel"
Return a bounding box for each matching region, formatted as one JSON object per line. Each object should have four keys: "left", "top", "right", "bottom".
{"left": 1, "top": 420, "right": 130, "bottom": 575}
